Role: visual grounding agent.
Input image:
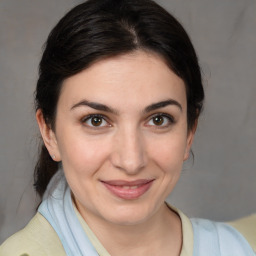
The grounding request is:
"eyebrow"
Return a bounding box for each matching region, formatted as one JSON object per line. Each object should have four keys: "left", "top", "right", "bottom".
{"left": 71, "top": 100, "right": 118, "bottom": 114}
{"left": 70, "top": 99, "right": 182, "bottom": 114}
{"left": 144, "top": 99, "right": 182, "bottom": 113}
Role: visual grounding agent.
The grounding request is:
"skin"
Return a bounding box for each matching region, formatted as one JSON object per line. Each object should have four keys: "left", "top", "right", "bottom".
{"left": 37, "top": 50, "right": 196, "bottom": 255}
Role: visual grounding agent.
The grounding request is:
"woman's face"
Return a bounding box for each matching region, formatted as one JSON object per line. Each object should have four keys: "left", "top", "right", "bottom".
{"left": 40, "top": 51, "right": 195, "bottom": 225}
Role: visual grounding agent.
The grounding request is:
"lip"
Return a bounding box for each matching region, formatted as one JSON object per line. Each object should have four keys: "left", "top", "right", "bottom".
{"left": 101, "top": 179, "right": 154, "bottom": 200}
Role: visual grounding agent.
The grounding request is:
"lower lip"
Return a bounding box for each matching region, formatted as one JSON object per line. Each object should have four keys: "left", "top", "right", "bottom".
{"left": 102, "top": 181, "right": 154, "bottom": 200}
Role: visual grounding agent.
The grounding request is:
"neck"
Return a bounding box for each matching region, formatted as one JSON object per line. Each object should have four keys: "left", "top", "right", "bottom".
{"left": 76, "top": 202, "right": 182, "bottom": 256}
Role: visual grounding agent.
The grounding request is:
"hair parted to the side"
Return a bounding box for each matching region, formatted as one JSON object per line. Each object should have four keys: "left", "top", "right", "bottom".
{"left": 34, "top": 0, "right": 204, "bottom": 198}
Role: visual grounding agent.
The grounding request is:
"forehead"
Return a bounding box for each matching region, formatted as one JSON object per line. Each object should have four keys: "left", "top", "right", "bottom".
{"left": 59, "top": 51, "right": 186, "bottom": 111}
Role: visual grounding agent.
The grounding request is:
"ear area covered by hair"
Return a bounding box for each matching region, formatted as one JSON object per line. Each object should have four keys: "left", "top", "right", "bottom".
{"left": 36, "top": 109, "right": 61, "bottom": 162}
{"left": 183, "top": 119, "right": 198, "bottom": 161}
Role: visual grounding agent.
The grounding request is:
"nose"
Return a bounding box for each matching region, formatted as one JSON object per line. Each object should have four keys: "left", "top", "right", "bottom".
{"left": 110, "top": 127, "right": 147, "bottom": 175}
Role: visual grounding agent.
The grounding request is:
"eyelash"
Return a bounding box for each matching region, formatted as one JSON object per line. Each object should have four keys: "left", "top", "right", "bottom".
{"left": 81, "top": 113, "right": 175, "bottom": 128}
{"left": 81, "top": 114, "right": 110, "bottom": 128}
{"left": 146, "top": 113, "right": 175, "bottom": 128}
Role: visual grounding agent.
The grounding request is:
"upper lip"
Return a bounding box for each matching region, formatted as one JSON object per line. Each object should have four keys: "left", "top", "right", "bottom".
{"left": 101, "top": 179, "right": 154, "bottom": 186}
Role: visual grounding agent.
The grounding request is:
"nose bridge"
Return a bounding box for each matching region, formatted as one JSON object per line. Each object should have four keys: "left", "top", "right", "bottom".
{"left": 111, "top": 125, "right": 146, "bottom": 174}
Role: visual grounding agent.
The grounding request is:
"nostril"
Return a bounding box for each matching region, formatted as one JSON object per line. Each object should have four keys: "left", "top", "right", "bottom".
{"left": 112, "top": 151, "right": 147, "bottom": 174}
{"left": 110, "top": 149, "right": 146, "bottom": 174}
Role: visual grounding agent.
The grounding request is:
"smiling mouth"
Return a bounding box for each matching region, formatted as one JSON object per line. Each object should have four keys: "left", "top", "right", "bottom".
{"left": 101, "top": 179, "right": 154, "bottom": 200}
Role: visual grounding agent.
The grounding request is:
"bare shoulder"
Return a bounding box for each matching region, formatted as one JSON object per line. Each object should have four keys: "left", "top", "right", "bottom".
{"left": 228, "top": 214, "right": 256, "bottom": 252}
{"left": 0, "top": 213, "right": 65, "bottom": 256}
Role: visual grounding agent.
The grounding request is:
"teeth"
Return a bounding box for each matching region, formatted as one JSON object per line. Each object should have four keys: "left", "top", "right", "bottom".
{"left": 121, "top": 185, "right": 139, "bottom": 189}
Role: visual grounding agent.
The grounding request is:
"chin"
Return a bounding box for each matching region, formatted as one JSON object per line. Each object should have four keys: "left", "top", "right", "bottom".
{"left": 99, "top": 204, "right": 155, "bottom": 226}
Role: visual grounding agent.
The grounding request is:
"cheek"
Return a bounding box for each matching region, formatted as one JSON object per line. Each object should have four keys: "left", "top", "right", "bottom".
{"left": 148, "top": 134, "right": 188, "bottom": 172}
{"left": 57, "top": 131, "right": 111, "bottom": 176}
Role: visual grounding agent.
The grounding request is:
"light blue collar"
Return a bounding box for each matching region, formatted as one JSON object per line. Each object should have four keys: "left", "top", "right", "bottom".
{"left": 38, "top": 170, "right": 99, "bottom": 256}
{"left": 191, "top": 217, "right": 255, "bottom": 255}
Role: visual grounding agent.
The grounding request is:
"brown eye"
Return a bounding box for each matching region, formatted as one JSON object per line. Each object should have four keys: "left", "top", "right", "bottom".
{"left": 83, "top": 115, "right": 109, "bottom": 127}
{"left": 152, "top": 116, "right": 164, "bottom": 126}
{"left": 147, "top": 114, "right": 174, "bottom": 127}
{"left": 91, "top": 116, "right": 103, "bottom": 126}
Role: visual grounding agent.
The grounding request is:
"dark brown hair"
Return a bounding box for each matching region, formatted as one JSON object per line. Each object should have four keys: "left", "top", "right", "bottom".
{"left": 34, "top": 0, "right": 204, "bottom": 197}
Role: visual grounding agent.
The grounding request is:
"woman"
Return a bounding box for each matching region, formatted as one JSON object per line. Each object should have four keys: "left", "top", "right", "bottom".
{"left": 0, "top": 0, "right": 255, "bottom": 255}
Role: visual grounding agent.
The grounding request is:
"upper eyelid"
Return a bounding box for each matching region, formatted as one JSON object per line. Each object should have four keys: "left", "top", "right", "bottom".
{"left": 80, "top": 112, "right": 175, "bottom": 125}
{"left": 147, "top": 112, "right": 175, "bottom": 121}
{"left": 81, "top": 114, "right": 111, "bottom": 125}
{"left": 82, "top": 113, "right": 108, "bottom": 121}
{"left": 144, "top": 113, "right": 175, "bottom": 129}
{"left": 81, "top": 114, "right": 112, "bottom": 129}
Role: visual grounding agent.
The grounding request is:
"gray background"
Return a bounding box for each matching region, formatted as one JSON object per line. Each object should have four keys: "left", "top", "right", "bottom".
{"left": 0, "top": 0, "right": 255, "bottom": 244}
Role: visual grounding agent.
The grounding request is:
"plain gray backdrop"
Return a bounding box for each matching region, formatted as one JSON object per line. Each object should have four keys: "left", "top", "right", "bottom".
{"left": 0, "top": 0, "right": 255, "bottom": 244}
